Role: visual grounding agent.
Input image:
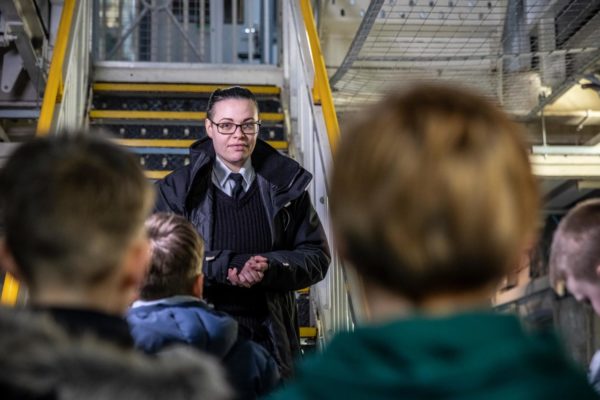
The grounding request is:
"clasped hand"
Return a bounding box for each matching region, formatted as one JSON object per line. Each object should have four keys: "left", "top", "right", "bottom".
{"left": 227, "top": 255, "right": 269, "bottom": 288}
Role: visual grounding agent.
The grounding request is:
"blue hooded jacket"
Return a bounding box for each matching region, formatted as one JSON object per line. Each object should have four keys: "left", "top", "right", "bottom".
{"left": 127, "top": 296, "right": 280, "bottom": 399}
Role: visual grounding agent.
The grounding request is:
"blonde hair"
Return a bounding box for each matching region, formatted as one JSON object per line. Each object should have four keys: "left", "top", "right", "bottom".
{"left": 141, "top": 213, "right": 204, "bottom": 300}
{"left": 330, "top": 84, "right": 539, "bottom": 302}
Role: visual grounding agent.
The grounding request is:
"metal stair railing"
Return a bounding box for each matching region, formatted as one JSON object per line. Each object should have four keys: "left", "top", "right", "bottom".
{"left": 283, "top": 0, "right": 363, "bottom": 345}
{"left": 0, "top": 0, "right": 92, "bottom": 306}
{"left": 37, "top": 0, "right": 92, "bottom": 135}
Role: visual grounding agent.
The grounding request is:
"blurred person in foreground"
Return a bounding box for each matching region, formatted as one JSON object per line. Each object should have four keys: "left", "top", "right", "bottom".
{"left": 0, "top": 134, "right": 230, "bottom": 399}
{"left": 128, "top": 212, "right": 280, "bottom": 399}
{"left": 549, "top": 198, "right": 600, "bottom": 394}
{"left": 269, "top": 84, "right": 598, "bottom": 399}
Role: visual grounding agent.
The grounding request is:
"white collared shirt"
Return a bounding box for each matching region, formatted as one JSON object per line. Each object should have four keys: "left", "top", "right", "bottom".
{"left": 211, "top": 156, "right": 256, "bottom": 196}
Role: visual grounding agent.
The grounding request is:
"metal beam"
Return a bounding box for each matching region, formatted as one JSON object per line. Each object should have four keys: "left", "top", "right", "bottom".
{"left": 355, "top": 47, "right": 600, "bottom": 63}
{"left": 0, "top": 108, "right": 39, "bottom": 118}
{"left": 93, "top": 61, "right": 284, "bottom": 86}
{"left": 526, "top": 50, "right": 600, "bottom": 121}
{"left": 0, "top": 49, "right": 23, "bottom": 93}
{"left": 11, "top": 0, "right": 46, "bottom": 40}
{"left": 329, "top": 0, "right": 384, "bottom": 87}
{"left": 0, "top": 0, "right": 46, "bottom": 41}
{"left": 0, "top": 0, "right": 46, "bottom": 95}
{"left": 9, "top": 22, "right": 45, "bottom": 92}
{"left": 532, "top": 144, "right": 600, "bottom": 155}
{"left": 531, "top": 154, "right": 600, "bottom": 179}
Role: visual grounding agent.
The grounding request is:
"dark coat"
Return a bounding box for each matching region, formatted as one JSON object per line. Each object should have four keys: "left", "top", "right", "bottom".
{"left": 268, "top": 312, "right": 599, "bottom": 400}
{"left": 127, "top": 299, "right": 280, "bottom": 399}
{"left": 0, "top": 307, "right": 231, "bottom": 400}
{"left": 154, "top": 138, "right": 331, "bottom": 377}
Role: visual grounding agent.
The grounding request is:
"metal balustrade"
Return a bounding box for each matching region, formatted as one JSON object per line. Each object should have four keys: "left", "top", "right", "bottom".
{"left": 37, "top": 0, "right": 92, "bottom": 134}
{"left": 284, "top": 0, "right": 359, "bottom": 345}
{"left": 94, "top": 0, "right": 278, "bottom": 65}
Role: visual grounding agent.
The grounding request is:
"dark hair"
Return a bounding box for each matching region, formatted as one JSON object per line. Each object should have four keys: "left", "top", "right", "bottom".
{"left": 0, "top": 134, "right": 154, "bottom": 291}
{"left": 140, "top": 213, "right": 204, "bottom": 300}
{"left": 206, "top": 86, "right": 259, "bottom": 120}
{"left": 330, "top": 84, "right": 539, "bottom": 302}
{"left": 549, "top": 199, "right": 600, "bottom": 287}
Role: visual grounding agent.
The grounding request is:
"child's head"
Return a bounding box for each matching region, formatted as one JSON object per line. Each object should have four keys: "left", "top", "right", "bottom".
{"left": 0, "top": 135, "right": 154, "bottom": 311}
{"left": 140, "top": 213, "right": 204, "bottom": 301}
{"left": 330, "top": 84, "right": 539, "bottom": 304}
{"left": 549, "top": 199, "right": 600, "bottom": 315}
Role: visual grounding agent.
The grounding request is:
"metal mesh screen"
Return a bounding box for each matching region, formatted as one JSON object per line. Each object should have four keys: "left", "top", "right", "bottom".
{"left": 329, "top": 0, "right": 600, "bottom": 117}
{"left": 94, "top": 0, "right": 278, "bottom": 64}
{"left": 95, "top": 0, "right": 210, "bottom": 62}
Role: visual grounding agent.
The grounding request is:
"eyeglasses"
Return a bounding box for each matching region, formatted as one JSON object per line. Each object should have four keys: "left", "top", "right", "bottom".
{"left": 208, "top": 119, "right": 261, "bottom": 135}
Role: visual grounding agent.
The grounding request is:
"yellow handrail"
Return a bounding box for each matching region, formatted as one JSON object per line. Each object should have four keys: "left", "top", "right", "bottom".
{"left": 299, "top": 0, "right": 340, "bottom": 153}
{"left": 3, "top": 0, "right": 79, "bottom": 305}
{"left": 0, "top": 274, "right": 19, "bottom": 305}
{"left": 36, "top": 0, "right": 77, "bottom": 136}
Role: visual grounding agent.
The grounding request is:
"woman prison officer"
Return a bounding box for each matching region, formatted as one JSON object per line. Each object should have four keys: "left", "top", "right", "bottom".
{"left": 154, "top": 86, "right": 330, "bottom": 379}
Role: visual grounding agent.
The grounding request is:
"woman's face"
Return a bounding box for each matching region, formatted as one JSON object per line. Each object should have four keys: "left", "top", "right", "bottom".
{"left": 205, "top": 98, "right": 259, "bottom": 172}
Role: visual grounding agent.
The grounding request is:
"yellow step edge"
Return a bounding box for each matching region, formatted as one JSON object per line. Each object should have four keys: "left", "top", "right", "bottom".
{"left": 116, "top": 139, "right": 195, "bottom": 148}
{"left": 90, "top": 110, "right": 284, "bottom": 122}
{"left": 91, "top": 110, "right": 204, "bottom": 121}
{"left": 93, "top": 83, "right": 281, "bottom": 95}
{"left": 116, "top": 139, "right": 288, "bottom": 150}
{"left": 297, "top": 287, "right": 310, "bottom": 294}
{"left": 300, "top": 327, "right": 317, "bottom": 338}
{"left": 145, "top": 170, "right": 171, "bottom": 180}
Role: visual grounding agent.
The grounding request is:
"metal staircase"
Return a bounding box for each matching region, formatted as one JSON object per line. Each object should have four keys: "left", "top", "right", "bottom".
{"left": 88, "top": 83, "right": 287, "bottom": 179}
{"left": 1, "top": 0, "right": 348, "bottom": 353}
{"left": 87, "top": 81, "right": 319, "bottom": 347}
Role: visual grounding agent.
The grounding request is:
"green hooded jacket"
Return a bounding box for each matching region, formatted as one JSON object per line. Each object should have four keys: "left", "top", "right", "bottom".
{"left": 269, "top": 312, "right": 598, "bottom": 399}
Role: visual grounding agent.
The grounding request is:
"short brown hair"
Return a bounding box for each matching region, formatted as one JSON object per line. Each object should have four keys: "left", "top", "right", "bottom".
{"left": 330, "top": 84, "right": 539, "bottom": 302}
{"left": 140, "top": 213, "right": 204, "bottom": 300}
{"left": 549, "top": 199, "right": 600, "bottom": 288}
{"left": 0, "top": 134, "right": 154, "bottom": 292}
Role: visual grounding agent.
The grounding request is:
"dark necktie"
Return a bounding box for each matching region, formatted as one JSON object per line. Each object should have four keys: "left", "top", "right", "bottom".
{"left": 230, "top": 173, "right": 244, "bottom": 200}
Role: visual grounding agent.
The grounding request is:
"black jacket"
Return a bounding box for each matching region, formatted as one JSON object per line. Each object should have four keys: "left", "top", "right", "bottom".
{"left": 154, "top": 138, "right": 331, "bottom": 378}
{"left": 0, "top": 307, "right": 231, "bottom": 400}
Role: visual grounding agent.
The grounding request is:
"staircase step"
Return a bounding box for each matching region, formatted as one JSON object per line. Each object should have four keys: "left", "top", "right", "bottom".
{"left": 145, "top": 170, "right": 171, "bottom": 180}
{"left": 299, "top": 327, "right": 317, "bottom": 339}
{"left": 92, "top": 93, "right": 282, "bottom": 114}
{"left": 115, "top": 139, "right": 288, "bottom": 151}
{"left": 90, "top": 82, "right": 290, "bottom": 182}
{"left": 92, "top": 122, "right": 284, "bottom": 141}
{"left": 116, "top": 138, "right": 289, "bottom": 174}
{"left": 92, "top": 83, "right": 283, "bottom": 113}
{"left": 116, "top": 139, "right": 193, "bottom": 148}
{"left": 90, "top": 110, "right": 284, "bottom": 122}
{"left": 93, "top": 83, "right": 281, "bottom": 95}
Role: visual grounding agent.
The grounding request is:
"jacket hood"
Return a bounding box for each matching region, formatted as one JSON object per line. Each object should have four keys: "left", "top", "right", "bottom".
{"left": 127, "top": 301, "right": 238, "bottom": 358}
{"left": 0, "top": 307, "right": 231, "bottom": 400}
{"left": 188, "top": 137, "right": 312, "bottom": 195}
{"left": 272, "top": 312, "right": 596, "bottom": 400}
